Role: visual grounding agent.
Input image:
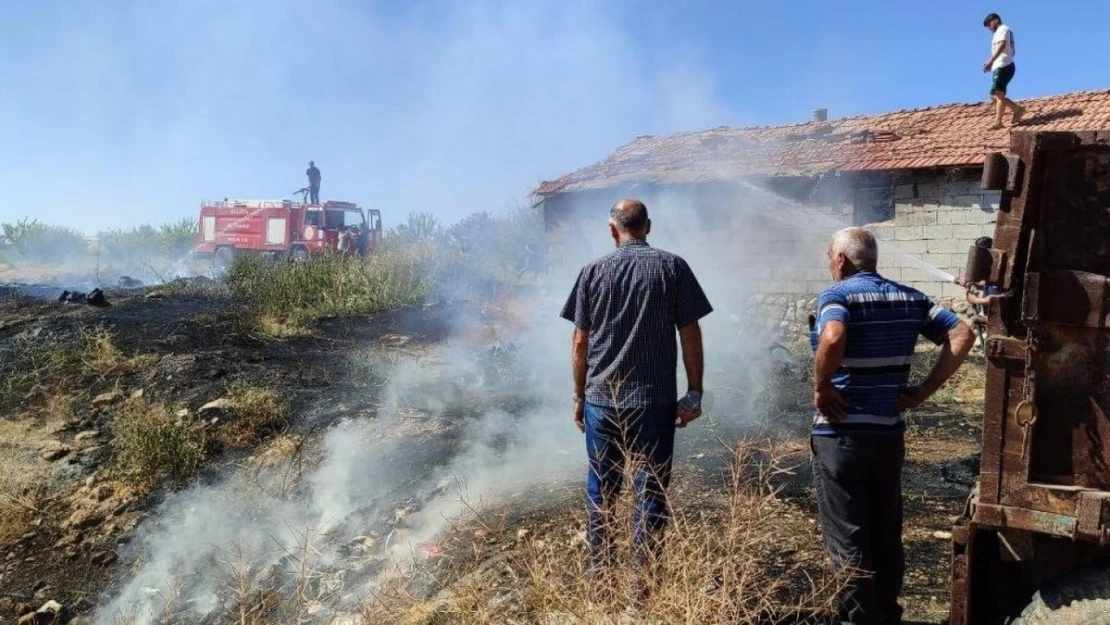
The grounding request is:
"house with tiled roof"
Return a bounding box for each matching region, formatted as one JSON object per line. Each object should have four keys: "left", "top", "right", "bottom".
{"left": 535, "top": 89, "right": 1110, "bottom": 298}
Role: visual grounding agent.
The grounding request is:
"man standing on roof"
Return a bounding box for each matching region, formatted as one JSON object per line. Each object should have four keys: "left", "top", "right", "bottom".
{"left": 811, "top": 228, "right": 975, "bottom": 624}
{"left": 306, "top": 161, "right": 321, "bottom": 204}
{"left": 982, "top": 13, "right": 1025, "bottom": 130}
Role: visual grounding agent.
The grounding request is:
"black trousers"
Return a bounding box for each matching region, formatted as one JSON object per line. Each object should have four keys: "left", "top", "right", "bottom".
{"left": 309, "top": 185, "right": 320, "bottom": 204}
{"left": 811, "top": 435, "right": 905, "bottom": 625}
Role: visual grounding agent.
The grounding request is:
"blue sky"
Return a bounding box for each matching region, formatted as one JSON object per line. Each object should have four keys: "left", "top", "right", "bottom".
{"left": 1, "top": 1, "right": 1105, "bottom": 233}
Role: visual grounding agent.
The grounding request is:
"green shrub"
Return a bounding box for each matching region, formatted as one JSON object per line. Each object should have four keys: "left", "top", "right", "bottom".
{"left": 221, "top": 207, "right": 543, "bottom": 332}
{"left": 1, "top": 218, "right": 90, "bottom": 264}
{"left": 159, "top": 217, "right": 199, "bottom": 258}
{"left": 436, "top": 207, "right": 544, "bottom": 296}
{"left": 113, "top": 399, "right": 206, "bottom": 489}
{"left": 386, "top": 212, "right": 443, "bottom": 248}
{"left": 96, "top": 218, "right": 197, "bottom": 264}
{"left": 224, "top": 248, "right": 431, "bottom": 330}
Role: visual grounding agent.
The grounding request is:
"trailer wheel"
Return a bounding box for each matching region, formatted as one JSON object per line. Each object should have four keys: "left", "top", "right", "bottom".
{"left": 1013, "top": 561, "right": 1110, "bottom": 624}
{"left": 213, "top": 247, "right": 235, "bottom": 273}
{"left": 291, "top": 247, "right": 310, "bottom": 262}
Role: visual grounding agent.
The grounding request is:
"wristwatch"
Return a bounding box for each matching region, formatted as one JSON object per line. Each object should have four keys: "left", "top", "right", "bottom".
{"left": 573, "top": 392, "right": 585, "bottom": 403}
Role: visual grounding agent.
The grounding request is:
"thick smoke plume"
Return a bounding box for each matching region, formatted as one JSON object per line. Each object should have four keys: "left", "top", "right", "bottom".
{"left": 68, "top": 3, "right": 878, "bottom": 622}
{"left": 96, "top": 180, "right": 853, "bottom": 623}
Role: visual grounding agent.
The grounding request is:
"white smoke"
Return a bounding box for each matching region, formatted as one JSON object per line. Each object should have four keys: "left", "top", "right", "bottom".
{"left": 96, "top": 298, "right": 580, "bottom": 623}
{"left": 83, "top": 2, "right": 866, "bottom": 622}
{"left": 96, "top": 180, "right": 852, "bottom": 622}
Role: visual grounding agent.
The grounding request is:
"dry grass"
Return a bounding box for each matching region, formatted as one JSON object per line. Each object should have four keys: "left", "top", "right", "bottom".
{"left": 364, "top": 440, "right": 842, "bottom": 625}
{"left": 194, "top": 307, "right": 269, "bottom": 344}
{"left": 113, "top": 529, "right": 336, "bottom": 625}
{"left": 0, "top": 477, "right": 44, "bottom": 547}
{"left": 112, "top": 398, "right": 206, "bottom": 490}
{"left": 945, "top": 352, "right": 987, "bottom": 404}
{"left": 908, "top": 344, "right": 987, "bottom": 407}
{"left": 217, "top": 381, "right": 290, "bottom": 449}
{"left": 109, "top": 440, "right": 840, "bottom": 625}
{"left": 42, "top": 392, "right": 76, "bottom": 423}
{"left": 256, "top": 315, "right": 318, "bottom": 339}
{"left": 249, "top": 434, "right": 302, "bottom": 467}
{"left": 0, "top": 325, "right": 153, "bottom": 414}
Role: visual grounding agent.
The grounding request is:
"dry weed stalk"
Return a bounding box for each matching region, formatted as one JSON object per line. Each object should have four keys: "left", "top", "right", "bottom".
{"left": 0, "top": 478, "right": 45, "bottom": 546}
{"left": 363, "top": 439, "right": 843, "bottom": 625}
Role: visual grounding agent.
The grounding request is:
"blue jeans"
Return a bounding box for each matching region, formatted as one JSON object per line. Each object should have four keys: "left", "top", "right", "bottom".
{"left": 584, "top": 401, "right": 677, "bottom": 575}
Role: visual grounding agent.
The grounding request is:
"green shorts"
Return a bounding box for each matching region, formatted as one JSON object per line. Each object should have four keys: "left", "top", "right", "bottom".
{"left": 991, "top": 63, "right": 1015, "bottom": 95}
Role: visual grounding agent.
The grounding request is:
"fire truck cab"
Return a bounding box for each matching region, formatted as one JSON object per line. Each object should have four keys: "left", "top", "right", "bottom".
{"left": 194, "top": 199, "right": 383, "bottom": 269}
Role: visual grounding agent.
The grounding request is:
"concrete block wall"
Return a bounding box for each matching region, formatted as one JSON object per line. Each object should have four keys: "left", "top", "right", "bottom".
{"left": 866, "top": 174, "right": 999, "bottom": 299}
{"left": 723, "top": 202, "right": 846, "bottom": 296}
{"left": 543, "top": 171, "right": 999, "bottom": 301}
{"left": 728, "top": 175, "right": 1000, "bottom": 299}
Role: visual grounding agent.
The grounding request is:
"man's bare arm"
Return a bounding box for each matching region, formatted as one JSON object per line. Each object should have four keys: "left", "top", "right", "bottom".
{"left": 571, "top": 328, "right": 588, "bottom": 432}
{"left": 676, "top": 322, "right": 705, "bottom": 428}
{"left": 989, "top": 41, "right": 1005, "bottom": 64}
{"left": 678, "top": 322, "right": 704, "bottom": 394}
{"left": 814, "top": 321, "right": 847, "bottom": 388}
{"left": 813, "top": 320, "right": 849, "bottom": 421}
{"left": 898, "top": 322, "right": 976, "bottom": 409}
{"left": 572, "top": 328, "right": 588, "bottom": 397}
{"left": 919, "top": 322, "right": 976, "bottom": 397}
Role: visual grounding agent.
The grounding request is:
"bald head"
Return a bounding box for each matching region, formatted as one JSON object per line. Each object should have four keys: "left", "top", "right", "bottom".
{"left": 829, "top": 227, "right": 878, "bottom": 273}
{"left": 609, "top": 199, "right": 650, "bottom": 236}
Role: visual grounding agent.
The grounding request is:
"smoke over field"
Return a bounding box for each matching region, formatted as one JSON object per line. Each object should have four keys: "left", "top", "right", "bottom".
{"left": 94, "top": 177, "right": 849, "bottom": 623}
{"left": 0, "top": 3, "right": 876, "bottom": 623}
{"left": 0, "top": 218, "right": 200, "bottom": 288}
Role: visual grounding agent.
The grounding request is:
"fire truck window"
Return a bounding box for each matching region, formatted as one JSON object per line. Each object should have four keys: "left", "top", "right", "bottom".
{"left": 326, "top": 210, "right": 363, "bottom": 229}
{"left": 305, "top": 211, "right": 323, "bottom": 227}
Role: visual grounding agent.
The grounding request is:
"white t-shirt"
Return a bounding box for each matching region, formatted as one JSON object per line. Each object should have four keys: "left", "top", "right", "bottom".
{"left": 991, "top": 25, "right": 1015, "bottom": 70}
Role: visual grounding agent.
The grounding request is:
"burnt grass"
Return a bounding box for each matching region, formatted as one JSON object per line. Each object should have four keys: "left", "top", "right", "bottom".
{"left": 0, "top": 285, "right": 985, "bottom": 624}
{"left": 0, "top": 286, "right": 453, "bottom": 621}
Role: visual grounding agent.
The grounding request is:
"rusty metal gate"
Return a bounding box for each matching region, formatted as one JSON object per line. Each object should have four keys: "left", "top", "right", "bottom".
{"left": 950, "top": 131, "right": 1110, "bottom": 623}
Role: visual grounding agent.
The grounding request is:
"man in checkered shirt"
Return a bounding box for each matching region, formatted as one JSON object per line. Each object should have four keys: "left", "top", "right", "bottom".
{"left": 561, "top": 198, "right": 712, "bottom": 602}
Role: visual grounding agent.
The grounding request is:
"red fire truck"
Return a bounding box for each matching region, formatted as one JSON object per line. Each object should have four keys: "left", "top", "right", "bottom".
{"left": 193, "top": 199, "right": 383, "bottom": 269}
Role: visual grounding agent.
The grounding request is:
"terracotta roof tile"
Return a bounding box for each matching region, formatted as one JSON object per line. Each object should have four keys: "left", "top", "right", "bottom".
{"left": 536, "top": 89, "right": 1110, "bottom": 195}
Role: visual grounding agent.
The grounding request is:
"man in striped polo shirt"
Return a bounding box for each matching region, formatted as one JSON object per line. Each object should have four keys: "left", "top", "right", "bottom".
{"left": 811, "top": 228, "right": 975, "bottom": 624}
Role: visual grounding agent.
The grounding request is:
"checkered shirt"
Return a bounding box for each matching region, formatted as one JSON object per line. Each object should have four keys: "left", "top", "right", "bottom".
{"left": 561, "top": 240, "right": 713, "bottom": 409}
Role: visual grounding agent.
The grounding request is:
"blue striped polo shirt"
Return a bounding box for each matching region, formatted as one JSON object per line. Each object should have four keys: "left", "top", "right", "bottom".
{"left": 808, "top": 271, "right": 962, "bottom": 436}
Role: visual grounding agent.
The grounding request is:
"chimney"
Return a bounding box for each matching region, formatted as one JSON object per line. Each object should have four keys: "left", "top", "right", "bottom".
{"left": 813, "top": 108, "right": 828, "bottom": 123}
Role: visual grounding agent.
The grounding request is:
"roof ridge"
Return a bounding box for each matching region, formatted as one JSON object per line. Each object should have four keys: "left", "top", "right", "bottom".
{"left": 537, "top": 88, "right": 1110, "bottom": 196}
{"left": 635, "top": 88, "right": 1110, "bottom": 139}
